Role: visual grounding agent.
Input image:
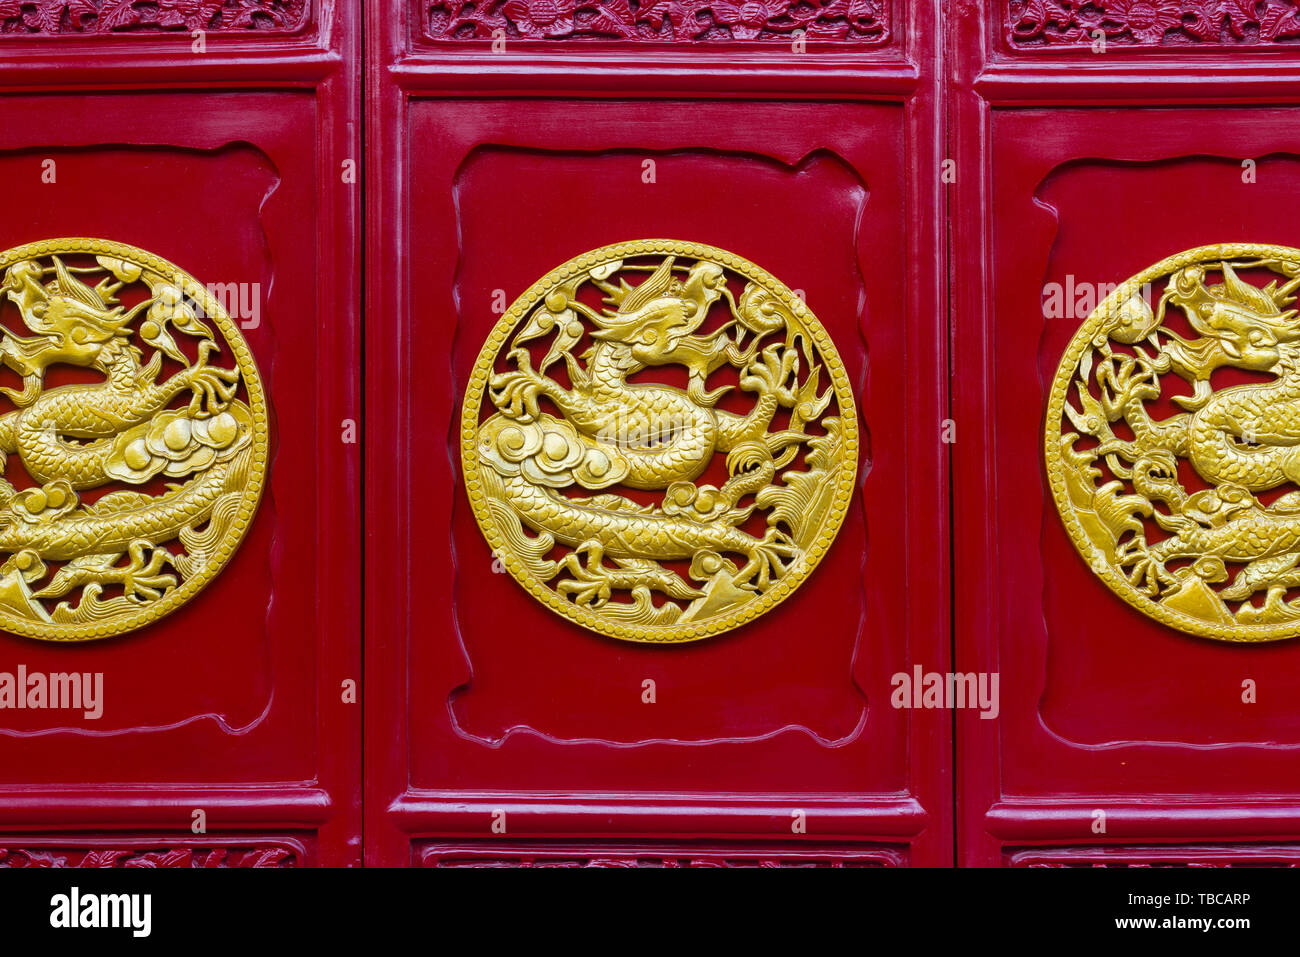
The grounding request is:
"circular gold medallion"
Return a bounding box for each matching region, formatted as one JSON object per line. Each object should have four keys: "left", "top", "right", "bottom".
{"left": 0, "top": 239, "right": 268, "bottom": 641}
{"left": 1046, "top": 243, "right": 1300, "bottom": 642}
{"left": 462, "top": 240, "right": 859, "bottom": 643}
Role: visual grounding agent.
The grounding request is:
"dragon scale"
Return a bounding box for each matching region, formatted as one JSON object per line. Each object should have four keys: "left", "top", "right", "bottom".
{"left": 0, "top": 453, "right": 246, "bottom": 561}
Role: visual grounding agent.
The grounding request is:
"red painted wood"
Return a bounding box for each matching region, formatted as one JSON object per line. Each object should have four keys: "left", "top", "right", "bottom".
{"left": 951, "top": 0, "right": 1300, "bottom": 867}
{"left": 365, "top": 0, "right": 950, "bottom": 866}
{"left": 16, "top": 0, "right": 1299, "bottom": 871}
{"left": 0, "top": 2, "right": 361, "bottom": 866}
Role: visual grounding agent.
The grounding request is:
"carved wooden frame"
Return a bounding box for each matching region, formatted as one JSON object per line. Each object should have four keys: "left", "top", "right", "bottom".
{"left": 364, "top": 0, "right": 949, "bottom": 866}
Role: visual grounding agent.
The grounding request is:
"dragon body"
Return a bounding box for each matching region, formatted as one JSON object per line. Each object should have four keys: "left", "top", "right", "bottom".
{"left": 484, "top": 468, "right": 790, "bottom": 578}
{"left": 1185, "top": 350, "right": 1300, "bottom": 490}
{"left": 0, "top": 336, "right": 238, "bottom": 490}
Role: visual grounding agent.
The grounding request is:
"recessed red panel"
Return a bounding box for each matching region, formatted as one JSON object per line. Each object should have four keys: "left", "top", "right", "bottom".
{"left": 366, "top": 0, "right": 948, "bottom": 866}
{"left": 0, "top": 8, "right": 360, "bottom": 866}
{"left": 953, "top": 2, "right": 1300, "bottom": 865}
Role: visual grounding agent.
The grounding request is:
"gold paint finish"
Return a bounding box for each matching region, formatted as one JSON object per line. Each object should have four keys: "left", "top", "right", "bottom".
{"left": 1046, "top": 243, "right": 1300, "bottom": 641}
{"left": 462, "top": 240, "right": 858, "bottom": 643}
{"left": 0, "top": 239, "right": 268, "bottom": 641}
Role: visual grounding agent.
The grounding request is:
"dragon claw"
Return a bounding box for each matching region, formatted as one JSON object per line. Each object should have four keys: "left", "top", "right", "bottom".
{"left": 740, "top": 343, "right": 801, "bottom": 406}
{"left": 556, "top": 542, "right": 614, "bottom": 607}
{"left": 489, "top": 370, "right": 547, "bottom": 421}
{"left": 489, "top": 350, "right": 560, "bottom": 421}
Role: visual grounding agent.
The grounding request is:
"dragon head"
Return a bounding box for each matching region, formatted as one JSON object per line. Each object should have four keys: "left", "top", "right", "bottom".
{"left": 1165, "top": 262, "right": 1300, "bottom": 374}
{"left": 589, "top": 259, "right": 731, "bottom": 370}
{"left": 0, "top": 257, "right": 145, "bottom": 379}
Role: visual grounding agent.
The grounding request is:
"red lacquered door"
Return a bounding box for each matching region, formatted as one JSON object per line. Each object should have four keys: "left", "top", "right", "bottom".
{"left": 365, "top": 0, "right": 951, "bottom": 865}
{"left": 0, "top": 3, "right": 360, "bottom": 866}
{"left": 953, "top": 1, "right": 1300, "bottom": 866}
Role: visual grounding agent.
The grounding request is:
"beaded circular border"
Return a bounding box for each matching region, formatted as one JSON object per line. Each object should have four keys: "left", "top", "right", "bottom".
{"left": 1044, "top": 242, "right": 1300, "bottom": 643}
{"left": 461, "top": 239, "right": 860, "bottom": 644}
{"left": 0, "top": 238, "right": 269, "bottom": 642}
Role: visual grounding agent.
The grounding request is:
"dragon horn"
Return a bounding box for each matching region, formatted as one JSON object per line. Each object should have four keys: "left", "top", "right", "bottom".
{"left": 616, "top": 256, "right": 676, "bottom": 316}
{"left": 1273, "top": 275, "right": 1300, "bottom": 306}
{"left": 51, "top": 256, "right": 108, "bottom": 311}
{"left": 1220, "top": 261, "right": 1281, "bottom": 316}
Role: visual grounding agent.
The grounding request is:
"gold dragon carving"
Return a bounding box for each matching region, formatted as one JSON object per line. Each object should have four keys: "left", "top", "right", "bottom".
{"left": 1047, "top": 243, "right": 1300, "bottom": 642}
{"left": 461, "top": 240, "right": 859, "bottom": 643}
{"left": 0, "top": 239, "right": 267, "bottom": 642}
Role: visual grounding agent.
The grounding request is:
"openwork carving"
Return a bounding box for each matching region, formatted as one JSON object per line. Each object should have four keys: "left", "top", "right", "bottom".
{"left": 1008, "top": 0, "right": 1300, "bottom": 47}
{"left": 425, "top": 0, "right": 888, "bottom": 42}
{"left": 0, "top": 239, "right": 268, "bottom": 642}
{"left": 1046, "top": 243, "right": 1300, "bottom": 642}
{"left": 461, "top": 240, "right": 858, "bottom": 644}
{"left": 0, "top": 0, "right": 307, "bottom": 35}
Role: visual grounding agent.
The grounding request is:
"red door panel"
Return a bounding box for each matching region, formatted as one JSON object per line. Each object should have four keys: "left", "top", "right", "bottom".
{"left": 366, "top": 0, "right": 949, "bottom": 866}
{"left": 953, "top": 1, "right": 1300, "bottom": 866}
{"left": 0, "top": 3, "right": 360, "bottom": 866}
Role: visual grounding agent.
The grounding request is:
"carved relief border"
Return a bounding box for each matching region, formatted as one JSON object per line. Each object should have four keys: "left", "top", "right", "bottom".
{"left": 1007, "top": 0, "right": 1300, "bottom": 49}
{"left": 421, "top": 0, "right": 890, "bottom": 43}
{"left": 0, "top": 839, "right": 304, "bottom": 867}
{"left": 0, "top": 0, "right": 309, "bottom": 36}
